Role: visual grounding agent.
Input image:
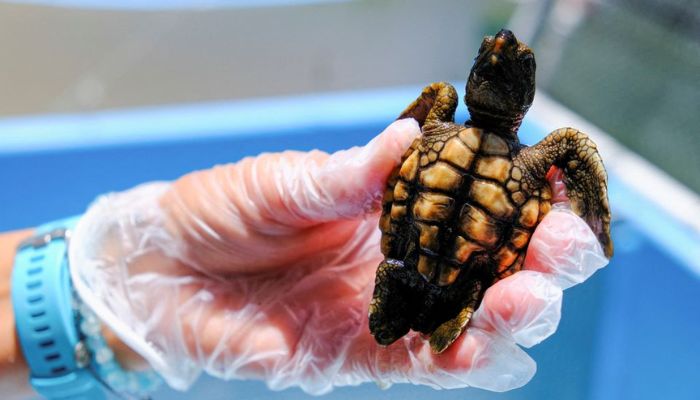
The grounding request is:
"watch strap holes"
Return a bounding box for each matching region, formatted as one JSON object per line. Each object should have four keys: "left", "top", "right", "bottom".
{"left": 50, "top": 366, "right": 67, "bottom": 374}
{"left": 26, "top": 280, "right": 42, "bottom": 290}
{"left": 27, "top": 294, "right": 43, "bottom": 304}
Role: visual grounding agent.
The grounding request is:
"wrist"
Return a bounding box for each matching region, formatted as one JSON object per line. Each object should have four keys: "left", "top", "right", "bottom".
{"left": 0, "top": 222, "right": 157, "bottom": 398}
{"left": 102, "top": 325, "right": 148, "bottom": 371}
{"left": 0, "top": 229, "right": 34, "bottom": 399}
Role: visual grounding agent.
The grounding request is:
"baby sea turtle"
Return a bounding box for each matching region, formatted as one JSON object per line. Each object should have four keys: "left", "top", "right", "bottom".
{"left": 369, "top": 29, "right": 613, "bottom": 353}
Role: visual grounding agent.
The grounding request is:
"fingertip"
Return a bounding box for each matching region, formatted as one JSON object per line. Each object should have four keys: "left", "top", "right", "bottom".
{"left": 374, "top": 118, "right": 421, "bottom": 164}
{"left": 390, "top": 118, "right": 421, "bottom": 144}
{"left": 363, "top": 118, "right": 420, "bottom": 183}
{"left": 432, "top": 327, "right": 480, "bottom": 371}
{"left": 433, "top": 328, "right": 536, "bottom": 391}
{"left": 524, "top": 209, "right": 609, "bottom": 289}
{"left": 310, "top": 120, "right": 421, "bottom": 220}
{"left": 546, "top": 166, "right": 568, "bottom": 204}
{"left": 472, "top": 271, "right": 562, "bottom": 348}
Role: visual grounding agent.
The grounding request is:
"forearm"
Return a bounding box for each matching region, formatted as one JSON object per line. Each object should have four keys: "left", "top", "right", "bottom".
{"left": 0, "top": 229, "right": 34, "bottom": 400}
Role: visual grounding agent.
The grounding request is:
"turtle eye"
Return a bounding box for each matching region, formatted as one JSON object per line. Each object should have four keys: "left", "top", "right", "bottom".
{"left": 521, "top": 52, "right": 536, "bottom": 73}
{"left": 478, "top": 36, "right": 493, "bottom": 55}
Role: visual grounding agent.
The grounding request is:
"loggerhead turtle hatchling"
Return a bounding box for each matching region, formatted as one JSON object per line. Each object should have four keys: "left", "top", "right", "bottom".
{"left": 369, "top": 29, "right": 613, "bottom": 354}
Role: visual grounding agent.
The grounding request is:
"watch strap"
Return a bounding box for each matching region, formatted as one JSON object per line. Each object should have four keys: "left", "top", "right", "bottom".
{"left": 12, "top": 216, "right": 106, "bottom": 399}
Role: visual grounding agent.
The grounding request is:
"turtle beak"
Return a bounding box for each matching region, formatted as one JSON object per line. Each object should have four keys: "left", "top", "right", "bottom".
{"left": 492, "top": 37, "right": 506, "bottom": 54}
{"left": 490, "top": 38, "right": 505, "bottom": 65}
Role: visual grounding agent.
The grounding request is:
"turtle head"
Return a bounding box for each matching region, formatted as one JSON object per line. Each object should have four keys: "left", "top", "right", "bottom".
{"left": 466, "top": 29, "right": 536, "bottom": 138}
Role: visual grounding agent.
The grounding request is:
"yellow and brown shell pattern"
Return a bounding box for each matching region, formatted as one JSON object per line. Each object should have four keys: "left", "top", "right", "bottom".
{"left": 379, "top": 123, "right": 552, "bottom": 286}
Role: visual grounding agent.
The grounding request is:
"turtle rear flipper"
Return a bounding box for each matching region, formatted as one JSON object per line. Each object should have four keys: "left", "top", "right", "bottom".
{"left": 429, "top": 280, "right": 482, "bottom": 353}
{"left": 369, "top": 260, "right": 414, "bottom": 345}
{"left": 513, "top": 128, "right": 613, "bottom": 257}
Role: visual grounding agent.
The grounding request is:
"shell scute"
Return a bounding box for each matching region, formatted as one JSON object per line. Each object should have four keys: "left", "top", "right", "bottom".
{"left": 458, "top": 127, "right": 482, "bottom": 151}
{"left": 393, "top": 180, "right": 410, "bottom": 201}
{"left": 413, "top": 192, "right": 455, "bottom": 221}
{"left": 495, "top": 246, "right": 519, "bottom": 270}
{"left": 518, "top": 198, "right": 539, "bottom": 227}
{"left": 400, "top": 151, "right": 420, "bottom": 181}
{"left": 417, "top": 222, "right": 440, "bottom": 252}
{"left": 453, "top": 236, "right": 482, "bottom": 263}
{"left": 459, "top": 203, "right": 501, "bottom": 247}
{"left": 439, "top": 137, "right": 474, "bottom": 169}
{"left": 419, "top": 162, "right": 463, "bottom": 192}
{"left": 475, "top": 156, "right": 512, "bottom": 182}
{"left": 470, "top": 179, "right": 516, "bottom": 219}
{"left": 509, "top": 227, "right": 531, "bottom": 249}
{"left": 437, "top": 264, "right": 461, "bottom": 286}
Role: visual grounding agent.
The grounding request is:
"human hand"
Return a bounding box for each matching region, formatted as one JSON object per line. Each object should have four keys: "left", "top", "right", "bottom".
{"left": 69, "top": 119, "right": 608, "bottom": 394}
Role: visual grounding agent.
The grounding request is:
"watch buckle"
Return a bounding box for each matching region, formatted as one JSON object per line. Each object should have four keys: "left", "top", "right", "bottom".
{"left": 18, "top": 228, "right": 71, "bottom": 250}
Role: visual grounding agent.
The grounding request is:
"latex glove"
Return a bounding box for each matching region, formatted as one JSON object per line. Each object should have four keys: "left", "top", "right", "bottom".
{"left": 69, "top": 119, "right": 609, "bottom": 395}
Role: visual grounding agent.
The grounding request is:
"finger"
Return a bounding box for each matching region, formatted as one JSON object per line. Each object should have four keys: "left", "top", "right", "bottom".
{"left": 178, "top": 284, "right": 296, "bottom": 378}
{"left": 546, "top": 166, "right": 569, "bottom": 204}
{"left": 430, "top": 328, "right": 536, "bottom": 392}
{"left": 272, "top": 118, "right": 421, "bottom": 224}
{"left": 363, "top": 328, "right": 535, "bottom": 392}
{"left": 524, "top": 208, "right": 609, "bottom": 289}
{"left": 471, "top": 271, "right": 562, "bottom": 348}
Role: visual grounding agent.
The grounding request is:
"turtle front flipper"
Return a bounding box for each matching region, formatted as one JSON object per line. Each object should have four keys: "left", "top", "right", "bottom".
{"left": 512, "top": 127, "right": 613, "bottom": 257}
{"left": 379, "top": 82, "right": 458, "bottom": 259}
{"left": 398, "top": 82, "right": 458, "bottom": 127}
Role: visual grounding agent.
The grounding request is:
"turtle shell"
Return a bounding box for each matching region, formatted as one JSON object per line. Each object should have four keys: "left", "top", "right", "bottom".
{"left": 379, "top": 123, "right": 552, "bottom": 287}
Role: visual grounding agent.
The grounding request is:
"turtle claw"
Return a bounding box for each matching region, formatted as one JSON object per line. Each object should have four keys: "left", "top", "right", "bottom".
{"left": 599, "top": 231, "right": 614, "bottom": 259}
{"left": 429, "top": 324, "right": 463, "bottom": 354}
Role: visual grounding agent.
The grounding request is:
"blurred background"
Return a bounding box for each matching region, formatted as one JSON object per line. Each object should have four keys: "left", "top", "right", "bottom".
{"left": 1, "top": 0, "right": 698, "bottom": 190}
{"left": 1, "top": 0, "right": 698, "bottom": 399}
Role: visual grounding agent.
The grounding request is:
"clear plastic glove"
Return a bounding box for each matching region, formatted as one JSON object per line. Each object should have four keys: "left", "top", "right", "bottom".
{"left": 69, "top": 119, "right": 609, "bottom": 394}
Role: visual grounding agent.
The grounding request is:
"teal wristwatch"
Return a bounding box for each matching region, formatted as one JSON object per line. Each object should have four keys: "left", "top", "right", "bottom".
{"left": 11, "top": 216, "right": 106, "bottom": 399}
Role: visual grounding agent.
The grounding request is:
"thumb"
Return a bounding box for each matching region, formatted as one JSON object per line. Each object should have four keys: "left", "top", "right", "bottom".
{"left": 274, "top": 118, "right": 421, "bottom": 224}
{"left": 546, "top": 166, "right": 569, "bottom": 204}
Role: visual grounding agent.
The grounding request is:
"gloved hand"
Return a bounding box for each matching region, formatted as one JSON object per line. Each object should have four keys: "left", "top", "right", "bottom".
{"left": 69, "top": 119, "right": 608, "bottom": 395}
